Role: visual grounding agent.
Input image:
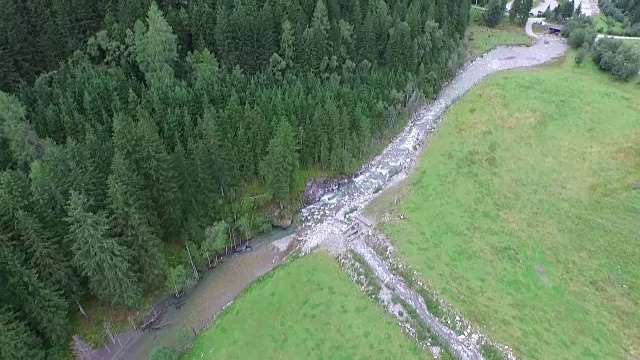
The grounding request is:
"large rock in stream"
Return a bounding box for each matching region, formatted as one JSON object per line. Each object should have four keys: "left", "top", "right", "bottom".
{"left": 270, "top": 206, "right": 293, "bottom": 229}
{"left": 301, "top": 176, "right": 349, "bottom": 205}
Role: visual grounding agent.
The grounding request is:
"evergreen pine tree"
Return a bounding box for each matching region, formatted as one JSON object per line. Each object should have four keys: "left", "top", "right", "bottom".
{"left": 280, "top": 20, "right": 296, "bottom": 68}
{"left": 191, "top": 49, "right": 223, "bottom": 109}
{"left": 302, "top": 0, "right": 331, "bottom": 71}
{"left": 357, "top": 12, "right": 377, "bottom": 62}
{"left": 14, "top": 210, "right": 78, "bottom": 301}
{"left": 406, "top": 0, "right": 423, "bottom": 39}
{"left": 0, "top": 92, "right": 43, "bottom": 168}
{"left": 352, "top": 0, "right": 363, "bottom": 26}
{"left": 257, "top": 0, "right": 278, "bottom": 70}
{"left": 509, "top": 0, "right": 522, "bottom": 22}
{"left": 65, "top": 191, "right": 141, "bottom": 307}
{"left": 0, "top": 0, "right": 23, "bottom": 92}
{"left": 370, "top": 0, "right": 392, "bottom": 63}
{"left": 337, "top": 19, "right": 355, "bottom": 61}
{"left": 0, "top": 307, "right": 45, "bottom": 360}
{"left": 520, "top": 0, "right": 533, "bottom": 23}
{"left": 134, "top": 2, "right": 178, "bottom": 86}
{"left": 0, "top": 245, "right": 70, "bottom": 346}
{"left": 214, "top": 4, "right": 229, "bottom": 65}
{"left": 261, "top": 119, "right": 298, "bottom": 206}
{"left": 385, "top": 22, "right": 413, "bottom": 70}
{"left": 108, "top": 115, "right": 166, "bottom": 287}
{"left": 486, "top": 0, "right": 506, "bottom": 27}
{"left": 135, "top": 110, "right": 179, "bottom": 239}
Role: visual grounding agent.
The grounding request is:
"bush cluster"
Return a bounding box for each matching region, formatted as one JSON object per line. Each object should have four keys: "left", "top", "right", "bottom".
{"left": 592, "top": 38, "right": 640, "bottom": 81}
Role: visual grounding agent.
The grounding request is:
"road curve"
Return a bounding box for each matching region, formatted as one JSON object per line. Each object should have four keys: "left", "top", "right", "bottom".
{"left": 525, "top": 17, "right": 545, "bottom": 38}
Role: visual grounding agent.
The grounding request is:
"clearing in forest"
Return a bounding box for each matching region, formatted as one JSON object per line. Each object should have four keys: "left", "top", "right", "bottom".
{"left": 377, "top": 54, "right": 640, "bottom": 359}
{"left": 182, "top": 254, "right": 430, "bottom": 359}
{"left": 466, "top": 10, "right": 533, "bottom": 59}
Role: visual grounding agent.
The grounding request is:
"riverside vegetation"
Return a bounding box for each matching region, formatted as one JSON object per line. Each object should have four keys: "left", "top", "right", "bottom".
{"left": 0, "top": 0, "right": 471, "bottom": 357}
{"left": 562, "top": 16, "right": 640, "bottom": 81}
{"left": 379, "top": 53, "right": 640, "bottom": 359}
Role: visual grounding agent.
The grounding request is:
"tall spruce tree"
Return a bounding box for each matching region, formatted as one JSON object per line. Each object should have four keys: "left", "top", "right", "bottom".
{"left": 519, "top": 0, "right": 533, "bottom": 24}
{"left": 14, "top": 210, "right": 78, "bottom": 301}
{"left": 65, "top": 191, "right": 141, "bottom": 307}
{"left": 261, "top": 119, "right": 298, "bottom": 206}
{"left": 280, "top": 20, "right": 296, "bottom": 68}
{"left": 134, "top": 2, "right": 178, "bottom": 87}
{"left": 0, "top": 245, "right": 70, "bottom": 347}
{"left": 509, "top": 0, "right": 522, "bottom": 22}
{"left": 486, "top": 0, "right": 506, "bottom": 27}
{"left": 0, "top": 307, "right": 45, "bottom": 360}
{"left": 385, "top": 22, "right": 414, "bottom": 70}
{"left": 108, "top": 114, "right": 166, "bottom": 286}
{"left": 302, "top": 0, "right": 331, "bottom": 72}
{"left": 0, "top": 92, "right": 43, "bottom": 169}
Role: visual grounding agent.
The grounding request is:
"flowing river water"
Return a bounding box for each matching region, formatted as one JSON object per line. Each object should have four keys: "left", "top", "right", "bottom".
{"left": 105, "top": 229, "right": 297, "bottom": 360}
{"left": 299, "top": 35, "right": 567, "bottom": 231}
{"left": 295, "top": 34, "right": 567, "bottom": 360}
{"left": 109, "top": 34, "right": 567, "bottom": 360}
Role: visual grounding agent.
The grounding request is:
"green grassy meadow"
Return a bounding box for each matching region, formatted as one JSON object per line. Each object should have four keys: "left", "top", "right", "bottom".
{"left": 466, "top": 22, "right": 532, "bottom": 59}
{"left": 182, "top": 254, "right": 429, "bottom": 360}
{"left": 379, "top": 55, "right": 640, "bottom": 360}
{"left": 594, "top": 13, "right": 625, "bottom": 34}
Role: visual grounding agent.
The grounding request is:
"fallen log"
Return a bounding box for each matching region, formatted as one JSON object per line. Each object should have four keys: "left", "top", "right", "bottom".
{"left": 140, "top": 302, "right": 173, "bottom": 331}
{"left": 151, "top": 322, "right": 172, "bottom": 330}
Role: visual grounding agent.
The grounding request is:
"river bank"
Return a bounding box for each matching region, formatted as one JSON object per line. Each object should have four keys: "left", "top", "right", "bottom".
{"left": 178, "top": 33, "right": 569, "bottom": 360}
{"left": 100, "top": 28, "right": 568, "bottom": 359}
{"left": 292, "top": 34, "right": 568, "bottom": 360}
{"left": 94, "top": 229, "right": 297, "bottom": 360}
{"left": 374, "top": 51, "right": 640, "bottom": 359}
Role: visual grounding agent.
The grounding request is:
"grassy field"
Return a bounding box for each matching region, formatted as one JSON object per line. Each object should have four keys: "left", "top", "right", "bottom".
{"left": 465, "top": 22, "right": 532, "bottom": 59}
{"left": 594, "top": 13, "right": 625, "bottom": 34}
{"left": 182, "top": 254, "right": 429, "bottom": 360}
{"left": 378, "top": 54, "right": 640, "bottom": 360}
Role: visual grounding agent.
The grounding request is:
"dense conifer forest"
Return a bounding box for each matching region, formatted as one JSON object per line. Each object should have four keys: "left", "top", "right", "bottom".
{"left": 0, "top": 0, "right": 470, "bottom": 357}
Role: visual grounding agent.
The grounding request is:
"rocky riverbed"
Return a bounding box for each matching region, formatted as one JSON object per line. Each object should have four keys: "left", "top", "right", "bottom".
{"left": 105, "top": 33, "right": 567, "bottom": 360}
{"left": 295, "top": 34, "right": 568, "bottom": 359}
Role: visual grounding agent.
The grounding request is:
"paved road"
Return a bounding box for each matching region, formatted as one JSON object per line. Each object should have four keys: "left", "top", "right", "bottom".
{"left": 526, "top": 17, "right": 546, "bottom": 38}
{"left": 596, "top": 34, "right": 640, "bottom": 41}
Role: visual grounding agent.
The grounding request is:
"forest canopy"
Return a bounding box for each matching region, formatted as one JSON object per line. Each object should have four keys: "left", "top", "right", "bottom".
{"left": 0, "top": 0, "right": 470, "bottom": 357}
